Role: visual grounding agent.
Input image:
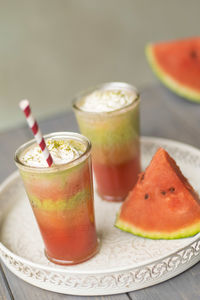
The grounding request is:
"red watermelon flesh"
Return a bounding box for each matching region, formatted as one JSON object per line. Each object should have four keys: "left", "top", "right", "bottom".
{"left": 146, "top": 38, "right": 200, "bottom": 102}
{"left": 115, "top": 148, "right": 200, "bottom": 239}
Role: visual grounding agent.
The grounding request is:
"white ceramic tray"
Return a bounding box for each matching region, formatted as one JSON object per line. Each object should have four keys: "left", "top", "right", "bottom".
{"left": 1, "top": 137, "right": 200, "bottom": 296}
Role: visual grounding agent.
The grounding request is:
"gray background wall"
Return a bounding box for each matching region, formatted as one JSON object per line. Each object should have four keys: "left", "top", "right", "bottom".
{"left": 0, "top": 0, "right": 199, "bottom": 132}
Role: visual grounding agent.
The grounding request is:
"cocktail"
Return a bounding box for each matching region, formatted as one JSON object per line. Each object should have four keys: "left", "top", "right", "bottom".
{"left": 73, "top": 82, "right": 141, "bottom": 202}
{"left": 15, "top": 132, "right": 98, "bottom": 265}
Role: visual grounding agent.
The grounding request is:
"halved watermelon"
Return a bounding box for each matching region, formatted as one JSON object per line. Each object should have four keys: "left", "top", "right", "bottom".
{"left": 115, "top": 148, "right": 200, "bottom": 239}
{"left": 146, "top": 38, "right": 200, "bottom": 102}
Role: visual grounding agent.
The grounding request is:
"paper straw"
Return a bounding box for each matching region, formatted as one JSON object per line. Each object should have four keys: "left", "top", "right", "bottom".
{"left": 19, "top": 99, "right": 53, "bottom": 167}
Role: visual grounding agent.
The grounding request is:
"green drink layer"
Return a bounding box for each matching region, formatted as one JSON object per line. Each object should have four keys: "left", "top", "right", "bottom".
{"left": 15, "top": 132, "right": 98, "bottom": 264}
{"left": 20, "top": 159, "right": 92, "bottom": 211}
{"left": 73, "top": 84, "right": 140, "bottom": 201}
{"left": 77, "top": 104, "right": 139, "bottom": 146}
{"left": 75, "top": 100, "right": 140, "bottom": 165}
{"left": 18, "top": 135, "right": 93, "bottom": 212}
{"left": 28, "top": 188, "right": 91, "bottom": 211}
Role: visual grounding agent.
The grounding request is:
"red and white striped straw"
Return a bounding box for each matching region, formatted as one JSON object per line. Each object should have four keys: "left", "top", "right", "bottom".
{"left": 19, "top": 99, "right": 54, "bottom": 167}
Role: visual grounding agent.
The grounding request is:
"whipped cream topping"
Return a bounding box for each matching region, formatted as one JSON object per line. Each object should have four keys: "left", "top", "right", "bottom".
{"left": 78, "top": 89, "right": 137, "bottom": 112}
{"left": 20, "top": 139, "right": 84, "bottom": 167}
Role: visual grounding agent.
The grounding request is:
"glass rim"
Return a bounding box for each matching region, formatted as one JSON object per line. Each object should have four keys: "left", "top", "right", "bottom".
{"left": 72, "top": 81, "right": 140, "bottom": 116}
{"left": 14, "top": 132, "right": 92, "bottom": 173}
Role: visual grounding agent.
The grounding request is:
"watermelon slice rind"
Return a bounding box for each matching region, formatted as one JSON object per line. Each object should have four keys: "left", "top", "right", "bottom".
{"left": 115, "top": 145, "right": 200, "bottom": 240}
{"left": 115, "top": 213, "right": 200, "bottom": 240}
{"left": 146, "top": 44, "right": 200, "bottom": 103}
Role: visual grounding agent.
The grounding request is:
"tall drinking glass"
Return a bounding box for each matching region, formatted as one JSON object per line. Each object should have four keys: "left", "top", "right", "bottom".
{"left": 73, "top": 82, "right": 141, "bottom": 202}
{"left": 15, "top": 132, "right": 98, "bottom": 265}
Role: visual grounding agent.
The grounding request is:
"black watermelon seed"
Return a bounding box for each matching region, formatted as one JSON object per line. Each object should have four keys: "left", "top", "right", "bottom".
{"left": 169, "top": 187, "right": 175, "bottom": 192}
{"left": 190, "top": 50, "right": 197, "bottom": 59}
{"left": 141, "top": 174, "right": 145, "bottom": 180}
{"left": 161, "top": 190, "right": 166, "bottom": 195}
{"left": 144, "top": 193, "right": 149, "bottom": 199}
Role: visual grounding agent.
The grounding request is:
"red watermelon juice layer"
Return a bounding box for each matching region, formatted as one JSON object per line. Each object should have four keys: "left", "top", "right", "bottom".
{"left": 73, "top": 83, "right": 141, "bottom": 202}
{"left": 15, "top": 132, "right": 98, "bottom": 265}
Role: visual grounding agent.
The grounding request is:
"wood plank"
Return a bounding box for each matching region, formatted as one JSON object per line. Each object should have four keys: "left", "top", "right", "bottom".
{"left": 140, "top": 84, "right": 200, "bottom": 149}
{"left": 38, "top": 110, "right": 79, "bottom": 134}
{"left": 128, "top": 284, "right": 186, "bottom": 300}
{"left": 129, "top": 262, "right": 200, "bottom": 300}
{"left": 0, "top": 263, "right": 14, "bottom": 300}
{"left": 0, "top": 127, "right": 30, "bottom": 183}
{"left": 167, "top": 262, "right": 200, "bottom": 300}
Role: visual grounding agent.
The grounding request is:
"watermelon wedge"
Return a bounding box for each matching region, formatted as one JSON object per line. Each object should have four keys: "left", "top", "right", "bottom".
{"left": 146, "top": 38, "right": 200, "bottom": 102}
{"left": 115, "top": 148, "right": 200, "bottom": 239}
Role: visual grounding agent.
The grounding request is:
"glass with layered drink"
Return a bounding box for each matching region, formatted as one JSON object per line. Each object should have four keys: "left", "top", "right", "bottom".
{"left": 15, "top": 132, "right": 98, "bottom": 265}
{"left": 73, "top": 82, "right": 141, "bottom": 202}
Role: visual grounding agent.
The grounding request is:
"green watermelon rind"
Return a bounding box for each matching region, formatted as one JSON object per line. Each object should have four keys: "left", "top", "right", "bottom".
{"left": 115, "top": 214, "right": 200, "bottom": 240}
{"left": 146, "top": 43, "right": 200, "bottom": 103}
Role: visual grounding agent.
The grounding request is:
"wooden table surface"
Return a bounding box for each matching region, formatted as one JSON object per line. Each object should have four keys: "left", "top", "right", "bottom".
{"left": 1, "top": 84, "right": 200, "bottom": 300}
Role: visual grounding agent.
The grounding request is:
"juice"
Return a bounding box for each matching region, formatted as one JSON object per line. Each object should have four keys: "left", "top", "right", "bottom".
{"left": 15, "top": 132, "right": 98, "bottom": 265}
{"left": 73, "top": 82, "right": 141, "bottom": 202}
